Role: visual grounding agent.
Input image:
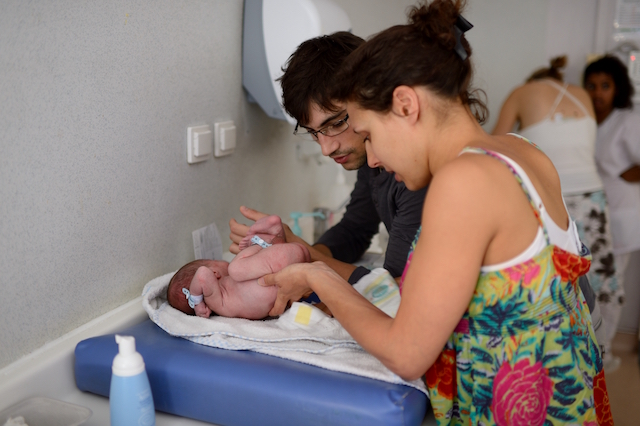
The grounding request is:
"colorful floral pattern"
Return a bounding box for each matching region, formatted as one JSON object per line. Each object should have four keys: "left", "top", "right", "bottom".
{"left": 593, "top": 370, "right": 614, "bottom": 426}
{"left": 413, "top": 147, "right": 613, "bottom": 425}
{"left": 426, "top": 349, "right": 457, "bottom": 401}
{"left": 492, "top": 359, "right": 553, "bottom": 426}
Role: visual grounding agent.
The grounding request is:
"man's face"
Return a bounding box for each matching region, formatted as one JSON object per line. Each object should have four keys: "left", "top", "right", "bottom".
{"left": 585, "top": 72, "right": 616, "bottom": 116}
{"left": 301, "top": 102, "right": 367, "bottom": 170}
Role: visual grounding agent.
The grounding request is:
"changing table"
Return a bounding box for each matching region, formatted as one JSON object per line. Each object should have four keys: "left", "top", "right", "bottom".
{"left": 75, "top": 319, "right": 428, "bottom": 426}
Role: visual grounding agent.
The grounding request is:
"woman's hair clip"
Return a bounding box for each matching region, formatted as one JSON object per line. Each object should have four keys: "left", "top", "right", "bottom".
{"left": 453, "top": 15, "right": 473, "bottom": 61}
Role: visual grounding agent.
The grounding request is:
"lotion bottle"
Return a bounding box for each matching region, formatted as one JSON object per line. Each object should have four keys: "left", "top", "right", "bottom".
{"left": 110, "top": 334, "right": 156, "bottom": 426}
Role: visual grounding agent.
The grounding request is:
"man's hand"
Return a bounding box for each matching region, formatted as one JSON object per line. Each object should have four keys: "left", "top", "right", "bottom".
{"left": 229, "top": 206, "right": 303, "bottom": 253}
{"left": 229, "top": 206, "right": 269, "bottom": 254}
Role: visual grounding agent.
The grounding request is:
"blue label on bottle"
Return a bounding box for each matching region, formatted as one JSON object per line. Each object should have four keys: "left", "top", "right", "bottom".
{"left": 110, "top": 372, "right": 156, "bottom": 426}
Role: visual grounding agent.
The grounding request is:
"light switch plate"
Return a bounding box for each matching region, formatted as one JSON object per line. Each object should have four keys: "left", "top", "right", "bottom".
{"left": 187, "top": 125, "right": 212, "bottom": 164}
{"left": 214, "top": 120, "right": 236, "bottom": 157}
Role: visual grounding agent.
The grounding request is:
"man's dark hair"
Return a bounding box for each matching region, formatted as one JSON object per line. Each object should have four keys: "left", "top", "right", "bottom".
{"left": 583, "top": 54, "right": 635, "bottom": 109}
{"left": 279, "top": 32, "right": 364, "bottom": 125}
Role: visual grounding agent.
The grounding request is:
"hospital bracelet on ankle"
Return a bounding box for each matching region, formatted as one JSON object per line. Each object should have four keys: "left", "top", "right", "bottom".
{"left": 251, "top": 235, "right": 272, "bottom": 248}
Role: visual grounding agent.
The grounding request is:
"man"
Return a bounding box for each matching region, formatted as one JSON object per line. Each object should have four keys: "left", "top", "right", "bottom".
{"left": 229, "top": 32, "right": 426, "bottom": 285}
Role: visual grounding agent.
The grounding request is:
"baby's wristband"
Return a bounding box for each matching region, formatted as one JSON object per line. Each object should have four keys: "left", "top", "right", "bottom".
{"left": 182, "top": 288, "right": 204, "bottom": 309}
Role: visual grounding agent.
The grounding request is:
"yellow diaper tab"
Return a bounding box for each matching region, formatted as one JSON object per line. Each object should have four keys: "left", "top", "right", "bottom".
{"left": 294, "top": 304, "right": 313, "bottom": 325}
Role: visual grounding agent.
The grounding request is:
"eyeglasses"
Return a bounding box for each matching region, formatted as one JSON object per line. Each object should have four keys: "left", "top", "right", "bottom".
{"left": 293, "top": 114, "right": 349, "bottom": 141}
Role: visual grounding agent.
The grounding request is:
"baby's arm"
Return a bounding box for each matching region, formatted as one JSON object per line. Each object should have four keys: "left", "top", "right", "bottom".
{"left": 189, "top": 266, "right": 215, "bottom": 318}
{"left": 229, "top": 243, "right": 310, "bottom": 282}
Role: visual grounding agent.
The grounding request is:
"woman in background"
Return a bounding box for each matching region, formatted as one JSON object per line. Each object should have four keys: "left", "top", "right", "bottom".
{"left": 260, "top": 1, "right": 612, "bottom": 424}
{"left": 584, "top": 54, "right": 640, "bottom": 371}
{"left": 493, "top": 56, "right": 618, "bottom": 371}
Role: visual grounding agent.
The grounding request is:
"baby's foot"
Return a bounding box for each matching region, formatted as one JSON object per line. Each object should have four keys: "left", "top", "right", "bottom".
{"left": 239, "top": 215, "right": 285, "bottom": 249}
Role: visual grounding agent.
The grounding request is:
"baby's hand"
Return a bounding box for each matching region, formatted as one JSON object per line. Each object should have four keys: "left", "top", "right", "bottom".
{"left": 194, "top": 303, "right": 211, "bottom": 318}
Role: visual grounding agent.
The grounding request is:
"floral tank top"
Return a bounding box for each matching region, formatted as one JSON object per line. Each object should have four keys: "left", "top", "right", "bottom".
{"left": 400, "top": 147, "right": 613, "bottom": 425}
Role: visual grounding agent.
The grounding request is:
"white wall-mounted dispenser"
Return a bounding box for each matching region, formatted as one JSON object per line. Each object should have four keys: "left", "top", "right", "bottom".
{"left": 242, "top": 0, "right": 352, "bottom": 124}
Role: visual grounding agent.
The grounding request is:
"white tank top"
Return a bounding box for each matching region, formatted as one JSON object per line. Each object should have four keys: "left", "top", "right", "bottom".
{"left": 471, "top": 148, "right": 583, "bottom": 272}
{"left": 519, "top": 80, "right": 602, "bottom": 195}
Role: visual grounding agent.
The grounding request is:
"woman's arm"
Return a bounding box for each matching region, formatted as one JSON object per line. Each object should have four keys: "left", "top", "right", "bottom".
{"left": 492, "top": 89, "right": 520, "bottom": 135}
{"left": 620, "top": 165, "right": 640, "bottom": 182}
{"left": 620, "top": 117, "right": 640, "bottom": 182}
{"left": 264, "top": 161, "right": 497, "bottom": 380}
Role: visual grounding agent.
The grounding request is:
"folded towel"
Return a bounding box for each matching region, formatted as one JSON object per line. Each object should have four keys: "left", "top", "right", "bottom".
{"left": 142, "top": 269, "right": 426, "bottom": 395}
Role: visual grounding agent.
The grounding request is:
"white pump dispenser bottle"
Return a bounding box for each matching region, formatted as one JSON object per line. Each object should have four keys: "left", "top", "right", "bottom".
{"left": 110, "top": 334, "right": 155, "bottom": 426}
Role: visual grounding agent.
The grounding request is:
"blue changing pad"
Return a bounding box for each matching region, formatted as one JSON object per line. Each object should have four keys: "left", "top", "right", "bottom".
{"left": 75, "top": 319, "right": 427, "bottom": 426}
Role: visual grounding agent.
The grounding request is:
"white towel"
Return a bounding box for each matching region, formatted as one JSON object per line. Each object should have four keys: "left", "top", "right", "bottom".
{"left": 142, "top": 269, "right": 427, "bottom": 395}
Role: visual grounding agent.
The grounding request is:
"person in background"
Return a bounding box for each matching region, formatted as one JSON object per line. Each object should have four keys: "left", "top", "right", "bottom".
{"left": 493, "top": 55, "right": 613, "bottom": 370}
{"left": 259, "top": 0, "right": 612, "bottom": 423}
{"left": 584, "top": 54, "right": 640, "bottom": 372}
{"left": 229, "top": 32, "right": 427, "bottom": 286}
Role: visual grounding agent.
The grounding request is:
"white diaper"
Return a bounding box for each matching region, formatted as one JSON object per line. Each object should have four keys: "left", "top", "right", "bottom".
{"left": 352, "top": 268, "right": 400, "bottom": 318}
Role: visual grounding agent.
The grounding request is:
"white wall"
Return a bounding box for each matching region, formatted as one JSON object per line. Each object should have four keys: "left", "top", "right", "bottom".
{"left": 0, "top": 0, "right": 331, "bottom": 369}
{"left": 5, "top": 0, "right": 630, "bottom": 370}
{"left": 466, "top": 0, "right": 550, "bottom": 131}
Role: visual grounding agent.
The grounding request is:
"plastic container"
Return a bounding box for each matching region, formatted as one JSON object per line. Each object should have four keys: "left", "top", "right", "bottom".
{"left": 109, "top": 335, "right": 155, "bottom": 426}
{"left": 0, "top": 396, "right": 92, "bottom": 426}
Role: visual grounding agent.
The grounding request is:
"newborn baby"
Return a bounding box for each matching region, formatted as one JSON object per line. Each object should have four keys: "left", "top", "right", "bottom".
{"left": 168, "top": 215, "right": 310, "bottom": 319}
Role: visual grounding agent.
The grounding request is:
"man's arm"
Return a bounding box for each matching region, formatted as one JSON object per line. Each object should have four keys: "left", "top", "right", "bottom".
{"left": 315, "top": 167, "right": 381, "bottom": 264}
{"left": 381, "top": 179, "right": 427, "bottom": 279}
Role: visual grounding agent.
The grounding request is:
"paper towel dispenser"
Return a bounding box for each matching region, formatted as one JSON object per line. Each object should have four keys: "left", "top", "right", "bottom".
{"left": 242, "top": 0, "right": 352, "bottom": 124}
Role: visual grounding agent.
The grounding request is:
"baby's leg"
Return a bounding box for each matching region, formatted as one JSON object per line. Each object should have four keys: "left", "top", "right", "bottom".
{"left": 229, "top": 243, "right": 310, "bottom": 281}
{"left": 238, "top": 215, "right": 286, "bottom": 250}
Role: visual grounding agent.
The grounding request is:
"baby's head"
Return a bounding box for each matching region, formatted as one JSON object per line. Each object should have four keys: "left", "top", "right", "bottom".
{"left": 167, "top": 259, "right": 229, "bottom": 315}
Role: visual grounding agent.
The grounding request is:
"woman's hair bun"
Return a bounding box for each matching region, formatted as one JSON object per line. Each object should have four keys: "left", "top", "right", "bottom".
{"left": 549, "top": 55, "right": 567, "bottom": 71}
{"left": 526, "top": 55, "right": 568, "bottom": 82}
{"left": 408, "top": 0, "right": 465, "bottom": 52}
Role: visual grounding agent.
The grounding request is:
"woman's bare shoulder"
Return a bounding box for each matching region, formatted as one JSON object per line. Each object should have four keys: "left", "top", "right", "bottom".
{"left": 567, "top": 84, "right": 595, "bottom": 113}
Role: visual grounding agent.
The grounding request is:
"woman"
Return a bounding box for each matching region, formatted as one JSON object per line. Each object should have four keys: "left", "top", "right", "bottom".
{"left": 260, "top": 1, "right": 612, "bottom": 424}
{"left": 493, "top": 56, "right": 618, "bottom": 372}
{"left": 584, "top": 54, "right": 640, "bottom": 372}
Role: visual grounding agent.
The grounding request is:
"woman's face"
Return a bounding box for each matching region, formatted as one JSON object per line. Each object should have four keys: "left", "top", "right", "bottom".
{"left": 584, "top": 72, "right": 616, "bottom": 116}
{"left": 347, "top": 101, "right": 425, "bottom": 190}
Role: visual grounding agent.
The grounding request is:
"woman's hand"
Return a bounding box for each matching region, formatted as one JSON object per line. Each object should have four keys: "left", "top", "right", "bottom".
{"left": 260, "top": 261, "right": 337, "bottom": 316}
